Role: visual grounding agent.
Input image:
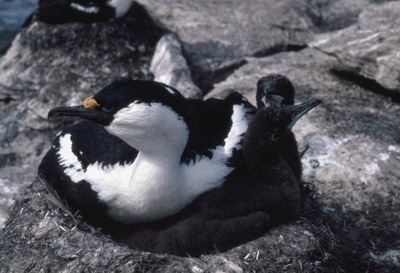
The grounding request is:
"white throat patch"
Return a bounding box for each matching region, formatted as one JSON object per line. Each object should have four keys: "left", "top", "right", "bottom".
{"left": 105, "top": 102, "right": 188, "bottom": 156}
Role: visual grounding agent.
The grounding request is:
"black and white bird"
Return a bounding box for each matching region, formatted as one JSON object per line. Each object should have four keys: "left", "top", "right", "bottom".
{"left": 38, "top": 79, "right": 255, "bottom": 225}
{"left": 111, "top": 98, "right": 321, "bottom": 256}
{"left": 34, "top": 0, "right": 135, "bottom": 24}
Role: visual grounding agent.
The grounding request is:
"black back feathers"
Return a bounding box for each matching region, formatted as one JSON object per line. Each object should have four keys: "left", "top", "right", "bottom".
{"left": 37, "top": 0, "right": 115, "bottom": 24}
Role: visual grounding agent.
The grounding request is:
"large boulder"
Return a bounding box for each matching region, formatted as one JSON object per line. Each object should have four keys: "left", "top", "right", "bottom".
{"left": 135, "top": 0, "right": 374, "bottom": 91}
{"left": 309, "top": 2, "right": 400, "bottom": 95}
{"left": 150, "top": 33, "right": 202, "bottom": 98}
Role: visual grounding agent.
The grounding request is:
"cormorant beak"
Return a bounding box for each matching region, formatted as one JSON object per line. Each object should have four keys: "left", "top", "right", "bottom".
{"left": 287, "top": 99, "right": 321, "bottom": 130}
{"left": 262, "top": 94, "right": 284, "bottom": 107}
{"left": 48, "top": 105, "right": 114, "bottom": 126}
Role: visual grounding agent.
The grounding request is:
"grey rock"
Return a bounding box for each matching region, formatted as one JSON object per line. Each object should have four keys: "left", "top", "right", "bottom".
{"left": 310, "top": 1, "right": 400, "bottom": 93}
{"left": 150, "top": 33, "right": 202, "bottom": 98}
{"left": 135, "top": 0, "right": 374, "bottom": 90}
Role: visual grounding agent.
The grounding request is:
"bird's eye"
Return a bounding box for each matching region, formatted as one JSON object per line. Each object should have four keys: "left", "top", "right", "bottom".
{"left": 102, "top": 104, "right": 115, "bottom": 113}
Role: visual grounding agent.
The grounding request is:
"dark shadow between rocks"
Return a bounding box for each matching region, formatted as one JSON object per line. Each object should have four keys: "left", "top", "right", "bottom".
{"left": 331, "top": 69, "right": 400, "bottom": 103}
{"left": 186, "top": 44, "right": 308, "bottom": 95}
{"left": 253, "top": 44, "right": 307, "bottom": 58}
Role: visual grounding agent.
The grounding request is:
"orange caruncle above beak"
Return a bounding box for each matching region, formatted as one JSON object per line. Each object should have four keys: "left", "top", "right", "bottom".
{"left": 83, "top": 96, "right": 100, "bottom": 109}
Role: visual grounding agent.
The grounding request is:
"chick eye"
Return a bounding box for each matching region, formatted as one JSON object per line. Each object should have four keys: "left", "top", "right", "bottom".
{"left": 102, "top": 104, "right": 115, "bottom": 113}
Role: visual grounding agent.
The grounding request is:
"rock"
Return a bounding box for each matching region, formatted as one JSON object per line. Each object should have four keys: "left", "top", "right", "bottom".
{"left": 150, "top": 33, "right": 202, "bottom": 98}
{"left": 135, "top": 0, "right": 374, "bottom": 91}
{"left": 309, "top": 1, "right": 400, "bottom": 95}
{"left": 0, "top": 3, "right": 164, "bottom": 226}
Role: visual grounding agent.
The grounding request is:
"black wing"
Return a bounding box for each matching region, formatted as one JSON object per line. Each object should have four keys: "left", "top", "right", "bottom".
{"left": 181, "top": 92, "right": 256, "bottom": 164}
{"left": 38, "top": 121, "right": 138, "bottom": 225}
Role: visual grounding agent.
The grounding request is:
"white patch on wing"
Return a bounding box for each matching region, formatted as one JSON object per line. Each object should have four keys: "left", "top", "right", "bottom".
{"left": 224, "top": 104, "right": 252, "bottom": 151}
{"left": 57, "top": 134, "right": 143, "bottom": 221}
{"left": 70, "top": 3, "right": 99, "bottom": 14}
{"left": 57, "top": 134, "right": 86, "bottom": 182}
{"left": 165, "top": 86, "right": 176, "bottom": 95}
{"left": 107, "top": 0, "right": 134, "bottom": 17}
{"left": 183, "top": 103, "right": 253, "bottom": 195}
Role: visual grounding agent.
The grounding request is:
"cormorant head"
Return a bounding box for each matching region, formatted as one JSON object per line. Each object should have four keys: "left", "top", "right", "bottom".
{"left": 244, "top": 99, "right": 321, "bottom": 158}
{"left": 49, "top": 79, "right": 189, "bottom": 155}
{"left": 263, "top": 99, "right": 321, "bottom": 131}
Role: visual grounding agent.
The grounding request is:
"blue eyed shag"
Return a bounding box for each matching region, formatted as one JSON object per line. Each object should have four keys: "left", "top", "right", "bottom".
{"left": 110, "top": 98, "right": 321, "bottom": 256}
{"left": 35, "top": 0, "right": 135, "bottom": 24}
{"left": 38, "top": 79, "right": 255, "bottom": 226}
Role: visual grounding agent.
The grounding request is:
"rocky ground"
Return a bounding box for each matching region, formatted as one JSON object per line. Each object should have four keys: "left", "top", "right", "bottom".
{"left": 0, "top": 0, "right": 399, "bottom": 272}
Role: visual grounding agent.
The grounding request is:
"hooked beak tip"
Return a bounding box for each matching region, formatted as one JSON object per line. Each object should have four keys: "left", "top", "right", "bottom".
{"left": 48, "top": 108, "right": 61, "bottom": 119}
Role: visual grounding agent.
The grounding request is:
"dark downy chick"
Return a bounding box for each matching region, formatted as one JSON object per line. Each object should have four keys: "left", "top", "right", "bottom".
{"left": 256, "top": 74, "right": 302, "bottom": 180}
